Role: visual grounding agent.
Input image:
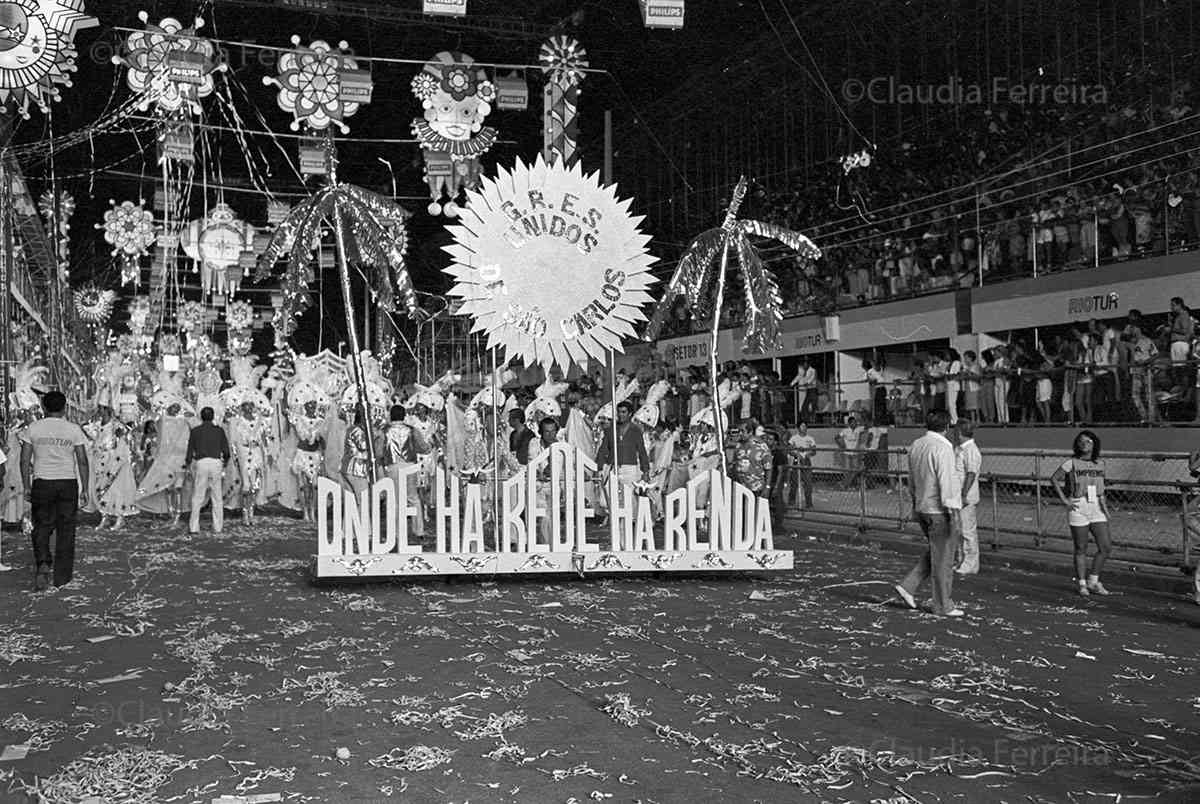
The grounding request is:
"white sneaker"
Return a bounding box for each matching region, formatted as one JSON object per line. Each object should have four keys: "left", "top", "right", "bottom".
{"left": 943, "top": 608, "right": 965, "bottom": 618}
{"left": 894, "top": 584, "right": 917, "bottom": 610}
{"left": 1078, "top": 582, "right": 1090, "bottom": 597}
{"left": 1087, "top": 579, "right": 1111, "bottom": 596}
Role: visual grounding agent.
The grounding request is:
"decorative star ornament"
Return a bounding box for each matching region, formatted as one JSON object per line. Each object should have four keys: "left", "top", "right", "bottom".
{"left": 264, "top": 36, "right": 363, "bottom": 133}
{"left": 0, "top": 0, "right": 97, "bottom": 118}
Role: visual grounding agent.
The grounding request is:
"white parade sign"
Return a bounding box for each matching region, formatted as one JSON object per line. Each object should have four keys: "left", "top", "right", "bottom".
{"left": 313, "top": 442, "right": 792, "bottom": 578}
{"left": 443, "top": 156, "right": 658, "bottom": 372}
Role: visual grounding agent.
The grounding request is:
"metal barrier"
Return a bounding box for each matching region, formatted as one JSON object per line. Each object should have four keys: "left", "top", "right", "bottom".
{"left": 775, "top": 446, "right": 1193, "bottom": 567}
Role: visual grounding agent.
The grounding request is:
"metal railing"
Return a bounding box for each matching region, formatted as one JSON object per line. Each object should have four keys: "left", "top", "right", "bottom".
{"left": 768, "top": 446, "right": 1193, "bottom": 567}
{"left": 669, "top": 362, "right": 1200, "bottom": 427}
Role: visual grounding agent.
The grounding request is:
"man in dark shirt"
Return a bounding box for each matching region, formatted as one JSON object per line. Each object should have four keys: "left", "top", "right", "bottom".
{"left": 185, "top": 407, "right": 231, "bottom": 534}
{"left": 508, "top": 409, "right": 534, "bottom": 466}
{"left": 596, "top": 401, "right": 650, "bottom": 523}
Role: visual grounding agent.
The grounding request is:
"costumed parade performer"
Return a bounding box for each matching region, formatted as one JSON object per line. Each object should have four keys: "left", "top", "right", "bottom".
{"left": 286, "top": 354, "right": 332, "bottom": 521}
{"left": 135, "top": 363, "right": 196, "bottom": 524}
{"left": 220, "top": 357, "right": 273, "bottom": 525}
{"left": 594, "top": 373, "right": 640, "bottom": 516}
{"left": 91, "top": 399, "right": 138, "bottom": 531}
{"left": 405, "top": 373, "right": 452, "bottom": 527}
{"left": 337, "top": 352, "right": 393, "bottom": 494}
{"left": 383, "top": 404, "right": 421, "bottom": 537}
{"left": 634, "top": 378, "right": 671, "bottom": 518}
{"left": 2, "top": 363, "right": 47, "bottom": 525}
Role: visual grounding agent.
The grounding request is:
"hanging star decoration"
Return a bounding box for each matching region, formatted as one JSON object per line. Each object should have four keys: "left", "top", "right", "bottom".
{"left": 114, "top": 12, "right": 225, "bottom": 115}
{"left": 644, "top": 176, "right": 822, "bottom": 354}
{"left": 226, "top": 299, "right": 254, "bottom": 332}
{"left": 264, "top": 36, "right": 363, "bottom": 133}
{"left": 73, "top": 285, "right": 116, "bottom": 325}
{"left": 443, "top": 155, "right": 658, "bottom": 372}
{"left": 97, "top": 199, "right": 157, "bottom": 286}
{"left": 0, "top": 0, "right": 97, "bottom": 118}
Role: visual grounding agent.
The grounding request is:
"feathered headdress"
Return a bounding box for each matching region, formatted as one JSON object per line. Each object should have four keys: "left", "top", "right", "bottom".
{"left": 11, "top": 361, "right": 48, "bottom": 412}
{"left": 634, "top": 379, "right": 671, "bottom": 428}
{"left": 596, "top": 377, "right": 641, "bottom": 421}
{"left": 469, "top": 368, "right": 515, "bottom": 410}
{"left": 524, "top": 376, "right": 570, "bottom": 424}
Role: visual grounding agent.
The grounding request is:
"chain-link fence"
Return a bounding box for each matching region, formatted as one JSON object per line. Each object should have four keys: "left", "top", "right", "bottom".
{"left": 776, "top": 446, "right": 1194, "bottom": 568}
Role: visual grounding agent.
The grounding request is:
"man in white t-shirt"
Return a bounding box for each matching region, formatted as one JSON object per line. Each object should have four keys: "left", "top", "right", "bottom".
{"left": 19, "top": 391, "right": 89, "bottom": 591}
{"left": 953, "top": 421, "right": 982, "bottom": 574}
{"left": 787, "top": 423, "right": 816, "bottom": 508}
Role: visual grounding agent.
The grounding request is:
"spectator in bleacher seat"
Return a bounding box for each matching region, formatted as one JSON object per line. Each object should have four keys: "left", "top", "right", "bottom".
{"left": 791, "top": 358, "right": 817, "bottom": 423}
{"left": 1168, "top": 297, "right": 1194, "bottom": 390}
{"left": 979, "top": 349, "right": 997, "bottom": 424}
{"left": 1129, "top": 323, "right": 1160, "bottom": 423}
{"left": 863, "top": 358, "right": 886, "bottom": 423}
{"left": 962, "top": 350, "right": 981, "bottom": 423}
{"left": 928, "top": 352, "right": 948, "bottom": 411}
{"left": 945, "top": 349, "right": 963, "bottom": 425}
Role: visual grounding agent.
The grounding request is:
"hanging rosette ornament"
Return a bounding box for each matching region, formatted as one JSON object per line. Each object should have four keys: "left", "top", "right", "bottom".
{"left": 226, "top": 300, "right": 254, "bottom": 357}
{"left": 97, "top": 199, "right": 157, "bottom": 287}
{"left": 114, "top": 12, "right": 224, "bottom": 117}
{"left": 0, "top": 0, "right": 97, "bottom": 118}
{"left": 264, "top": 36, "right": 368, "bottom": 134}
{"left": 411, "top": 51, "right": 498, "bottom": 217}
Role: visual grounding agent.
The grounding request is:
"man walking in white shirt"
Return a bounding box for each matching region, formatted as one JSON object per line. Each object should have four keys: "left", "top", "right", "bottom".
{"left": 954, "top": 420, "right": 982, "bottom": 575}
{"left": 894, "top": 410, "right": 963, "bottom": 617}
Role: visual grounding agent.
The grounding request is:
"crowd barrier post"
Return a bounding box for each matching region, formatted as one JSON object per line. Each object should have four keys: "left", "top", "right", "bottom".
{"left": 1181, "top": 487, "right": 1192, "bottom": 567}
{"left": 1033, "top": 452, "right": 1044, "bottom": 548}
{"left": 857, "top": 464, "right": 867, "bottom": 531}
{"left": 990, "top": 474, "right": 1000, "bottom": 552}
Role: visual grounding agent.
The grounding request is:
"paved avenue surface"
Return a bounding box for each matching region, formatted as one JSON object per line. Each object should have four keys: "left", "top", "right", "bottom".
{"left": 0, "top": 518, "right": 1197, "bottom": 803}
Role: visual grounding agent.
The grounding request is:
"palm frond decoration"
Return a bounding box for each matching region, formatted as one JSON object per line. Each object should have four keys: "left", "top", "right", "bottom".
{"left": 255, "top": 148, "right": 418, "bottom": 485}
{"left": 645, "top": 177, "right": 820, "bottom": 354}
{"left": 645, "top": 176, "right": 821, "bottom": 466}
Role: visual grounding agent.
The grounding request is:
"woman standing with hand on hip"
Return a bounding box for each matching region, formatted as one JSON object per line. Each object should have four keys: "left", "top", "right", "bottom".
{"left": 1050, "top": 430, "right": 1112, "bottom": 597}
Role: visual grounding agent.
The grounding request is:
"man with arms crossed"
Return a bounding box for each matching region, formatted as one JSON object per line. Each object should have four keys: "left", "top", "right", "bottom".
{"left": 20, "top": 391, "right": 89, "bottom": 591}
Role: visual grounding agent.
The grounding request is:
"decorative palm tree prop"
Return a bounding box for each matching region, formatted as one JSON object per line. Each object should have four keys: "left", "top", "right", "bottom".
{"left": 645, "top": 176, "right": 821, "bottom": 465}
{"left": 255, "top": 140, "right": 418, "bottom": 483}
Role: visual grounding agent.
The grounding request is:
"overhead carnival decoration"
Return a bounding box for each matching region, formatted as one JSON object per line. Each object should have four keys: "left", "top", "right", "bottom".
{"left": 263, "top": 36, "right": 370, "bottom": 133}
{"left": 644, "top": 176, "right": 821, "bottom": 465}
{"left": 97, "top": 199, "right": 157, "bottom": 286}
{"left": 38, "top": 190, "right": 74, "bottom": 281}
{"left": 115, "top": 13, "right": 224, "bottom": 117}
{"left": 180, "top": 202, "right": 254, "bottom": 297}
{"left": 444, "top": 155, "right": 657, "bottom": 372}
{"left": 411, "top": 51, "right": 498, "bottom": 217}
{"left": 0, "top": 0, "right": 97, "bottom": 118}
{"left": 73, "top": 285, "right": 117, "bottom": 325}
{"left": 538, "top": 36, "right": 588, "bottom": 168}
{"left": 226, "top": 299, "right": 255, "bottom": 356}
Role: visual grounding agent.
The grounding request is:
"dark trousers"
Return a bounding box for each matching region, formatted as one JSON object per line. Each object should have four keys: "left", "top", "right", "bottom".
{"left": 899, "top": 511, "right": 956, "bottom": 614}
{"left": 30, "top": 479, "right": 79, "bottom": 586}
{"left": 788, "top": 465, "right": 814, "bottom": 507}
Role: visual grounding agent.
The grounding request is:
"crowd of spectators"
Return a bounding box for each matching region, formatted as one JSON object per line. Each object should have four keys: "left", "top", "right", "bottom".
{"left": 661, "top": 62, "right": 1200, "bottom": 338}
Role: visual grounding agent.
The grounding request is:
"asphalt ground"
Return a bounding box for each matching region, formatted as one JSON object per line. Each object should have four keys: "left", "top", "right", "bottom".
{"left": 0, "top": 515, "right": 1198, "bottom": 803}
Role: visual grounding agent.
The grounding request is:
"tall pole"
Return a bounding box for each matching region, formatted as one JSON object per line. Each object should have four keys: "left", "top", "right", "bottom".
{"left": 603, "top": 110, "right": 612, "bottom": 188}
{"left": 327, "top": 133, "right": 377, "bottom": 485}
{"left": 708, "top": 239, "right": 730, "bottom": 474}
{"left": 604, "top": 109, "right": 619, "bottom": 490}
{"left": 0, "top": 155, "right": 10, "bottom": 426}
{"left": 490, "top": 346, "right": 500, "bottom": 540}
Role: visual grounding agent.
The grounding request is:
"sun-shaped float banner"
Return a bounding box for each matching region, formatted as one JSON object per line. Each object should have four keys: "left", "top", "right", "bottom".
{"left": 443, "top": 155, "right": 657, "bottom": 372}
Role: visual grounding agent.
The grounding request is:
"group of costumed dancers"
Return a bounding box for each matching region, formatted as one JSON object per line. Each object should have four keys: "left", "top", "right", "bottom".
{"left": 0, "top": 340, "right": 747, "bottom": 535}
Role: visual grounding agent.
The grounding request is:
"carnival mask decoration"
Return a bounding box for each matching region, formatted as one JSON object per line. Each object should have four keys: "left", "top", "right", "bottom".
{"left": 411, "top": 51, "right": 498, "bottom": 217}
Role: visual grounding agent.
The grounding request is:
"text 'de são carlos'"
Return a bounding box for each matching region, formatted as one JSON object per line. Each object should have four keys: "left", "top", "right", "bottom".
{"left": 317, "top": 442, "right": 774, "bottom": 556}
